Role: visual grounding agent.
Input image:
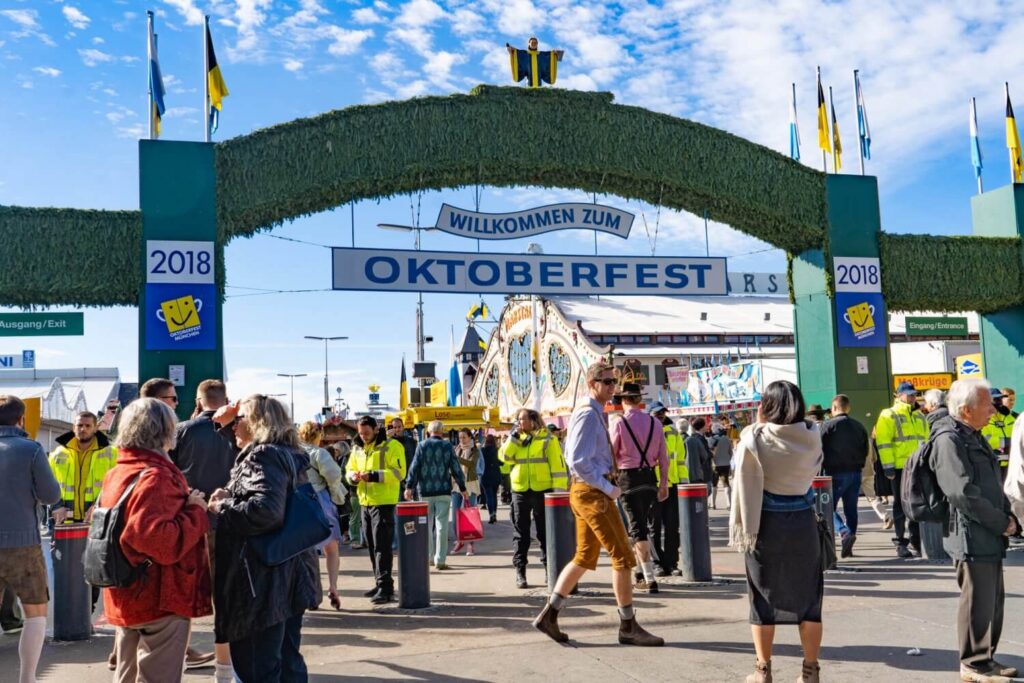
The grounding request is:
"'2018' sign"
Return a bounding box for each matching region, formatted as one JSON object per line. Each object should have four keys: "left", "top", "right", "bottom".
{"left": 146, "top": 240, "right": 215, "bottom": 284}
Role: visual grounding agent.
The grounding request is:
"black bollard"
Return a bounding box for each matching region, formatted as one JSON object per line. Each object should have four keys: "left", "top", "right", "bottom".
{"left": 811, "top": 476, "right": 837, "bottom": 570}
{"left": 52, "top": 523, "right": 91, "bottom": 641}
{"left": 396, "top": 502, "right": 430, "bottom": 609}
{"left": 544, "top": 492, "right": 577, "bottom": 591}
{"left": 678, "top": 484, "right": 712, "bottom": 582}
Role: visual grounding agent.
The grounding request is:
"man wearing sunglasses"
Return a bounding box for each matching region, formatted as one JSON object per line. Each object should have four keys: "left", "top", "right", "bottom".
{"left": 532, "top": 362, "right": 664, "bottom": 647}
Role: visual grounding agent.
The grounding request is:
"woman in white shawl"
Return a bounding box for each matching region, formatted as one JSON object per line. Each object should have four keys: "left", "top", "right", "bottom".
{"left": 729, "top": 381, "right": 824, "bottom": 683}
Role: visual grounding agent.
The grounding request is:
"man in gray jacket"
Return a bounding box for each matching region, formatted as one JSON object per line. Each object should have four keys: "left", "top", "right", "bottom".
{"left": 932, "top": 378, "right": 1018, "bottom": 683}
{"left": 0, "top": 395, "right": 61, "bottom": 683}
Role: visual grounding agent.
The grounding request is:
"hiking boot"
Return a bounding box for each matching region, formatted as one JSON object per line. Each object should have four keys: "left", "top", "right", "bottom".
{"left": 840, "top": 533, "right": 856, "bottom": 558}
{"left": 896, "top": 544, "right": 913, "bottom": 559}
{"left": 515, "top": 568, "right": 528, "bottom": 589}
{"left": 960, "top": 665, "right": 1010, "bottom": 682}
{"left": 617, "top": 617, "right": 664, "bottom": 646}
{"left": 745, "top": 659, "right": 772, "bottom": 683}
{"left": 532, "top": 603, "right": 569, "bottom": 643}
{"left": 363, "top": 586, "right": 381, "bottom": 597}
{"left": 647, "top": 580, "right": 659, "bottom": 594}
{"left": 370, "top": 591, "right": 393, "bottom": 605}
{"left": 796, "top": 659, "right": 820, "bottom": 683}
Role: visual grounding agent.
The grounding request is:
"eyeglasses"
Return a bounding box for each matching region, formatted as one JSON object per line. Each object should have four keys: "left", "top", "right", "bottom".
{"left": 160, "top": 395, "right": 179, "bottom": 404}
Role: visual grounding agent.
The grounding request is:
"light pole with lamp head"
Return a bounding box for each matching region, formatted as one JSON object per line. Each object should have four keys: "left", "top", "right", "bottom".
{"left": 304, "top": 336, "right": 348, "bottom": 412}
{"left": 277, "top": 373, "right": 307, "bottom": 421}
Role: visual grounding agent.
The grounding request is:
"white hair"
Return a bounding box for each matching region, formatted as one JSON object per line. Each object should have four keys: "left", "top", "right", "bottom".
{"left": 427, "top": 419, "right": 445, "bottom": 435}
{"left": 947, "top": 378, "right": 991, "bottom": 419}
{"left": 116, "top": 398, "right": 177, "bottom": 453}
{"left": 923, "top": 389, "right": 946, "bottom": 409}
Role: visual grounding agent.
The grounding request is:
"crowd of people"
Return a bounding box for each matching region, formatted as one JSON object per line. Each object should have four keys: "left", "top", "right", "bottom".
{"left": 0, "top": 367, "right": 1023, "bottom": 681}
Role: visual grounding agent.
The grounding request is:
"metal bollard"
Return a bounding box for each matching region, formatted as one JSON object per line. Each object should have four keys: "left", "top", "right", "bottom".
{"left": 396, "top": 502, "right": 430, "bottom": 609}
{"left": 678, "top": 484, "right": 712, "bottom": 582}
{"left": 919, "top": 521, "right": 949, "bottom": 561}
{"left": 544, "top": 492, "right": 577, "bottom": 591}
{"left": 52, "top": 523, "right": 91, "bottom": 641}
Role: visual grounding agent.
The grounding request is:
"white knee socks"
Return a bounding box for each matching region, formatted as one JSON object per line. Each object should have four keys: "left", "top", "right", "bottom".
{"left": 19, "top": 616, "right": 46, "bottom": 683}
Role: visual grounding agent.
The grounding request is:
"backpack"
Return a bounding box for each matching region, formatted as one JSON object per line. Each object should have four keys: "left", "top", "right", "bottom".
{"left": 83, "top": 469, "right": 152, "bottom": 588}
{"left": 900, "top": 440, "right": 949, "bottom": 524}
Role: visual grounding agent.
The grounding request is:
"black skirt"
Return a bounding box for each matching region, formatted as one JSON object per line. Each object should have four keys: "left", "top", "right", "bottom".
{"left": 744, "top": 507, "right": 823, "bottom": 625}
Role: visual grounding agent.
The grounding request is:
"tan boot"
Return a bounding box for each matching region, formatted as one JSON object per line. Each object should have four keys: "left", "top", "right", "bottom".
{"left": 797, "top": 660, "right": 820, "bottom": 683}
{"left": 617, "top": 617, "right": 664, "bottom": 646}
{"left": 745, "top": 659, "right": 772, "bottom": 683}
{"left": 532, "top": 603, "right": 568, "bottom": 643}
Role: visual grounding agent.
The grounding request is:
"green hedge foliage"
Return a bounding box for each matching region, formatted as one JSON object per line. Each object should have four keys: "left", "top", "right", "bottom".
{"left": 880, "top": 233, "right": 1024, "bottom": 313}
{"left": 0, "top": 206, "right": 142, "bottom": 307}
{"left": 215, "top": 85, "right": 828, "bottom": 253}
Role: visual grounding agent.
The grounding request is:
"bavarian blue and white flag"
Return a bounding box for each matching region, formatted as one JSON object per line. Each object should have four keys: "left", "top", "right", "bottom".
{"left": 789, "top": 83, "right": 801, "bottom": 161}
{"left": 970, "top": 97, "right": 983, "bottom": 180}
{"left": 448, "top": 327, "right": 462, "bottom": 407}
{"left": 855, "top": 70, "right": 871, "bottom": 160}
{"left": 147, "top": 12, "right": 165, "bottom": 138}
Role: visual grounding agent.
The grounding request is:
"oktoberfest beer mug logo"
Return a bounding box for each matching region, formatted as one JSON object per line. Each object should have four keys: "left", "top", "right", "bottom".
{"left": 843, "top": 301, "right": 876, "bottom": 340}
{"left": 156, "top": 294, "right": 204, "bottom": 341}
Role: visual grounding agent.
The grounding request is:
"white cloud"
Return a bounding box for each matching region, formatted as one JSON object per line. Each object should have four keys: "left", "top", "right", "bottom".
{"left": 396, "top": 0, "right": 445, "bottom": 27}
{"left": 231, "top": 0, "right": 273, "bottom": 58}
{"left": 0, "top": 9, "right": 38, "bottom": 30}
{"left": 324, "top": 25, "right": 373, "bottom": 56}
{"left": 389, "top": 26, "right": 432, "bottom": 57}
{"left": 163, "top": 106, "right": 199, "bottom": 119}
{"left": 396, "top": 79, "right": 429, "bottom": 99}
{"left": 423, "top": 50, "right": 465, "bottom": 87}
{"left": 79, "top": 48, "right": 114, "bottom": 67}
{"left": 450, "top": 8, "right": 484, "bottom": 36}
{"left": 352, "top": 8, "right": 383, "bottom": 25}
{"left": 19, "top": 79, "right": 32, "bottom": 90}
{"left": 92, "top": 36, "right": 105, "bottom": 45}
{"left": 117, "top": 122, "right": 146, "bottom": 139}
{"left": 370, "top": 51, "right": 403, "bottom": 73}
{"left": 493, "top": 0, "right": 542, "bottom": 36}
{"left": 161, "top": 0, "right": 204, "bottom": 26}
{"left": 62, "top": 6, "right": 91, "bottom": 30}
{"left": 284, "top": 58, "right": 304, "bottom": 72}
{"left": 33, "top": 66, "right": 61, "bottom": 77}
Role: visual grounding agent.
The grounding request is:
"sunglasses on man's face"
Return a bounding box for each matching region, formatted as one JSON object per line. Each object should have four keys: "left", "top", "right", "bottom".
{"left": 160, "top": 395, "right": 179, "bottom": 404}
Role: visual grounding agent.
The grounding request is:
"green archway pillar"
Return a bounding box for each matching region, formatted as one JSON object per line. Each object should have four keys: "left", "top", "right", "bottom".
{"left": 792, "top": 175, "right": 893, "bottom": 426}
{"left": 137, "top": 140, "right": 223, "bottom": 419}
{"left": 972, "top": 184, "right": 1024, "bottom": 390}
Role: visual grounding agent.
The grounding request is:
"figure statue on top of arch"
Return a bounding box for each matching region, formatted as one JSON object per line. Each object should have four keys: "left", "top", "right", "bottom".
{"left": 505, "top": 36, "right": 564, "bottom": 89}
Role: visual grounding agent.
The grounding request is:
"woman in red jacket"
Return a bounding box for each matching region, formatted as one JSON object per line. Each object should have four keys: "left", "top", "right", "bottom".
{"left": 100, "top": 398, "right": 212, "bottom": 682}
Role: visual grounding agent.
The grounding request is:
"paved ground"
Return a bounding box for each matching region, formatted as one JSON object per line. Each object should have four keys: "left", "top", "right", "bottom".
{"left": 4, "top": 501, "right": 1024, "bottom": 682}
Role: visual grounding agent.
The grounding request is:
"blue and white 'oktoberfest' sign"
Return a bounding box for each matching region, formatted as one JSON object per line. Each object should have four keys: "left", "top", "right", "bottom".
{"left": 434, "top": 203, "right": 634, "bottom": 240}
{"left": 332, "top": 248, "right": 727, "bottom": 296}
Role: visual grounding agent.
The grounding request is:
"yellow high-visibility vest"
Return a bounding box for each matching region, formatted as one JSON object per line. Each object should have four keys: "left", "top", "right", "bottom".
{"left": 498, "top": 428, "right": 567, "bottom": 492}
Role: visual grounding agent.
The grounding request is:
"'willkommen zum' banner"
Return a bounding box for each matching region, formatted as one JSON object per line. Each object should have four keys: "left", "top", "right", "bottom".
{"left": 332, "top": 248, "right": 727, "bottom": 296}
{"left": 434, "top": 203, "right": 634, "bottom": 240}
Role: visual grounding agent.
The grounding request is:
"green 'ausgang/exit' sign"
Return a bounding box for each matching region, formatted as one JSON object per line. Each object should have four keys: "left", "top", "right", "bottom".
{"left": 905, "top": 316, "right": 969, "bottom": 337}
{"left": 0, "top": 312, "right": 84, "bottom": 337}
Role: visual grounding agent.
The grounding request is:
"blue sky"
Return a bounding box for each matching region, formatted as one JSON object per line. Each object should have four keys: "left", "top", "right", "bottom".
{"left": 1, "top": 0, "right": 1022, "bottom": 418}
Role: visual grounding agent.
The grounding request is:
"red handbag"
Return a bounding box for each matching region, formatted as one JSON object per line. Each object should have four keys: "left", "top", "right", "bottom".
{"left": 455, "top": 505, "right": 484, "bottom": 541}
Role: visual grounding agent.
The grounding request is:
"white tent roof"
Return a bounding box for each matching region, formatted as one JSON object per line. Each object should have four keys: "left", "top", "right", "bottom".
{"left": 552, "top": 296, "right": 980, "bottom": 337}
{"left": 0, "top": 368, "right": 120, "bottom": 423}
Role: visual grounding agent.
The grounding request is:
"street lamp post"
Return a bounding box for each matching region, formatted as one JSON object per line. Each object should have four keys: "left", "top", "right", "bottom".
{"left": 304, "top": 336, "right": 348, "bottom": 411}
{"left": 277, "top": 373, "right": 307, "bottom": 421}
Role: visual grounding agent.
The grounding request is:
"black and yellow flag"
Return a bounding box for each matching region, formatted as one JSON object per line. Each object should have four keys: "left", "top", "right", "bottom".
{"left": 399, "top": 357, "right": 409, "bottom": 411}
{"left": 206, "top": 20, "right": 229, "bottom": 136}
{"left": 1008, "top": 84, "right": 1023, "bottom": 183}
{"left": 817, "top": 69, "right": 831, "bottom": 155}
{"left": 829, "top": 86, "right": 842, "bottom": 172}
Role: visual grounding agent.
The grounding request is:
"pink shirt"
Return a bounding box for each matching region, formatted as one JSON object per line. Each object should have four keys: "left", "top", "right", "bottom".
{"left": 610, "top": 408, "right": 669, "bottom": 478}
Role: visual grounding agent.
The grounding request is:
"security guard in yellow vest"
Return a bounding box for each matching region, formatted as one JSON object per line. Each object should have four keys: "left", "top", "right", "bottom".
{"left": 874, "top": 382, "right": 929, "bottom": 558}
{"left": 499, "top": 408, "right": 567, "bottom": 588}
{"left": 648, "top": 403, "right": 686, "bottom": 576}
{"left": 346, "top": 415, "right": 407, "bottom": 604}
{"left": 983, "top": 387, "right": 1016, "bottom": 479}
{"left": 49, "top": 411, "right": 118, "bottom": 524}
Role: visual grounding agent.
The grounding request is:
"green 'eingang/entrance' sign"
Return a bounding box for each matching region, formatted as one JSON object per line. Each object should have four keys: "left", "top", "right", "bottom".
{"left": 0, "top": 312, "right": 83, "bottom": 336}
{"left": 905, "top": 316, "right": 969, "bottom": 337}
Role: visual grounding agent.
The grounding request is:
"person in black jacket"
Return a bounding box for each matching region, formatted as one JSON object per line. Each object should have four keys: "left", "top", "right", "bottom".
{"left": 208, "top": 395, "right": 318, "bottom": 683}
{"left": 932, "top": 378, "right": 1019, "bottom": 683}
{"left": 923, "top": 389, "right": 949, "bottom": 427}
{"left": 171, "top": 379, "right": 238, "bottom": 679}
{"left": 820, "top": 394, "right": 869, "bottom": 558}
{"left": 684, "top": 418, "right": 712, "bottom": 489}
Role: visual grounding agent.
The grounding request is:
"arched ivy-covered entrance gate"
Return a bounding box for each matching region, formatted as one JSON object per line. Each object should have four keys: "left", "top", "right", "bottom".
{"left": 2, "top": 85, "right": 1023, "bottom": 422}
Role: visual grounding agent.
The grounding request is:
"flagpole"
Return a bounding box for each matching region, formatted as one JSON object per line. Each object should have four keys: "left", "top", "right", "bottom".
{"left": 204, "top": 16, "right": 210, "bottom": 143}
{"left": 854, "top": 70, "right": 865, "bottom": 176}
{"left": 973, "top": 97, "right": 984, "bottom": 195}
{"left": 829, "top": 86, "right": 838, "bottom": 174}
{"left": 147, "top": 11, "right": 154, "bottom": 141}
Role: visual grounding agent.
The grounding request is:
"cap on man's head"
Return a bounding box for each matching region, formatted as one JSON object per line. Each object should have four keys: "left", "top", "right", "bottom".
{"left": 896, "top": 381, "right": 917, "bottom": 395}
{"left": 646, "top": 401, "right": 667, "bottom": 415}
{"left": 991, "top": 387, "right": 1007, "bottom": 400}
